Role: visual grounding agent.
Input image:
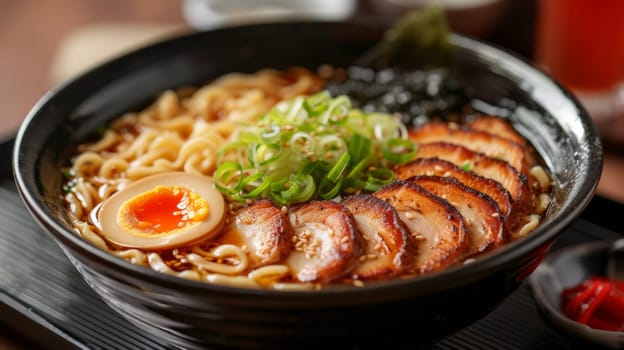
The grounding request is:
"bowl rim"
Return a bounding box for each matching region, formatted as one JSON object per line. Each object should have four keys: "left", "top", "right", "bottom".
{"left": 12, "top": 19, "right": 602, "bottom": 298}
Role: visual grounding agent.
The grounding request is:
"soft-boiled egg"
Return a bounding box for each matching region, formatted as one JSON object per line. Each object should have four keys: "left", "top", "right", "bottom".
{"left": 98, "top": 172, "right": 226, "bottom": 250}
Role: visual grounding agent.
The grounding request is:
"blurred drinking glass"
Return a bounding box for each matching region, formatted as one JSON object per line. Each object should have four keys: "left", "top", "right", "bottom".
{"left": 535, "top": 0, "right": 624, "bottom": 123}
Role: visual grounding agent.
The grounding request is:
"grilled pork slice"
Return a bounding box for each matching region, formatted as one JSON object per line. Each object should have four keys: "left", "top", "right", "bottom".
{"left": 466, "top": 116, "right": 526, "bottom": 147}
{"left": 466, "top": 115, "right": 539, "bottom": 168}
{"left": 374, "top": 181, "right": 469, "bottom": 274}
{"left": 415, "top": 142, "right": 529, "bottom": 204}
{"left": 408, "top": 121, "right": 527, "bottom": 173}
{"left": 407, "top": 176, "right": 505, "bottom": 254}
{"left": 415, "top": 142, "right": 531, "bottom": 234}
{"left": 287, "top": 200, "right": 363, "bottom": 283}
{"left": 231, "top": 199, "right": 292, "bottom": 267}
{"left": 395, "top": 157, "right": 513, "bottom": 219}
{"left": 342, "top": 194, "right": 415, "bottom": 280}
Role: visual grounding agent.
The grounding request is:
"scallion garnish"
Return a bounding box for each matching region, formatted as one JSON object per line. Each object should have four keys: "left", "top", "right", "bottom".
{"left": 461, "top": 162, "right": 472, "bottom": 172}
{"left": 215, "top": 91, "right": 416, "bottom": 204}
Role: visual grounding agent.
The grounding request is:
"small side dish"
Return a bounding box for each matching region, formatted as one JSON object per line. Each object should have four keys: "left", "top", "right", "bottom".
{"left": 529, "top": 241, "right": 624, "bottom": 349}
{"left": 561, "top": 276, "right": 624, "bottom": 332}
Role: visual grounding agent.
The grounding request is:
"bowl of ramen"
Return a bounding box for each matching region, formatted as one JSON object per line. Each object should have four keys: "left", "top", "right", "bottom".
{"left": 13, "top": 19, "right": 601, "bottom": 349}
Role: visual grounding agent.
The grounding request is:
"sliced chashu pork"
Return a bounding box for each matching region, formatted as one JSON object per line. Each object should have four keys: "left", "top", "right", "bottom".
{"left": 466, "top": 116, "right": 526, "bottom": 147}
{"left": 287, "top": 200, "right": 363, "bottom": 283}
{"left": 415, "top": 142, "right": 531, "bottom": 232}
{"left": 395, "top": 157, "right": 513, "bottom": 219}
{"left": 342, "top": 194, "right": 415, "bottom": 280}
{"left": 407, "top": 175, "right": 505, "bottom": 255}
{"left": 466, "top": 115, "right": 540, "bottom": 168}
{"left": 228, "top": 199, "right": 292, "bottom": 268}
{"left": 408, "top": 121, "right": 527, "bottom": 174}
{"left": 415, "top": 142, "right": 529, "bottom": 204}
{"left": 374, "top": 181, "right": 469, "bottom": 274}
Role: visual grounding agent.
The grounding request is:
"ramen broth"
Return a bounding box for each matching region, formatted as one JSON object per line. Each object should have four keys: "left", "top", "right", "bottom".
{"left": 62, "top": 67, "right": 552, "bottom": 290}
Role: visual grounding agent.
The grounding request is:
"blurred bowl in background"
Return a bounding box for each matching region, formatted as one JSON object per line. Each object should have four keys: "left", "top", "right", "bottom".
{"left": 182, "top": 0, "right": 356, "bottom": 29}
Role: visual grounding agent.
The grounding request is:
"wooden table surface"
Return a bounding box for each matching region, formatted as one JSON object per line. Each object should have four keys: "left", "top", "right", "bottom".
{"left": 1, "top": 0, "right": 623, "bottom": 349}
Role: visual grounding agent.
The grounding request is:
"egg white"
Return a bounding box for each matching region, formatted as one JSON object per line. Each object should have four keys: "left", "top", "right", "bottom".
{"left": 98, "top": 172, "right": 226, "bottom": 250}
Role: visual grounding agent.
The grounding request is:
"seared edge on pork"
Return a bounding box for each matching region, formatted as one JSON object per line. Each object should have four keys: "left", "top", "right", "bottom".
{"left": 415, "top": 142, "right": 530, "bottom": 209}
{"left": 408, "top": 121, "right": 527, "bottom": 173}
{"left": 466, "top": 115, "right": 540, "bottom": 171}
{"left": 407, "top": 175, "right": 505, "bottom": 255}
{"left": 394, "top": 157, "right": 513, "bottom": 219}
{"left": 342, "top": 194, "right": 415, "bottom": 280}
{"left": 374, "top": 181, "right": 469, "bottom": 274}
{"left": 287, "top": 200, "right": 363, "bottom": 283}
{"left": 466, "top": 115, "right": 526, "bottom": 147}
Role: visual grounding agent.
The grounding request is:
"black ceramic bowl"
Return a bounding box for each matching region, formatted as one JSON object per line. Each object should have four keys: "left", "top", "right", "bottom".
{"left": 13, "top": 21, "right": 601, "bottom": 349}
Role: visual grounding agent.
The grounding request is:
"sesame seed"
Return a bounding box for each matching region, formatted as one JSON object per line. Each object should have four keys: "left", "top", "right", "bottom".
{"left": 413, "top": 233, "right": 425, "bottom": 240}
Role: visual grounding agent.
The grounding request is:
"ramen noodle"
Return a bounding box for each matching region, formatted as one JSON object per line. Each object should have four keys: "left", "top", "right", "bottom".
{"left": 62, "top": 67, "right": 552, "bottom": 289}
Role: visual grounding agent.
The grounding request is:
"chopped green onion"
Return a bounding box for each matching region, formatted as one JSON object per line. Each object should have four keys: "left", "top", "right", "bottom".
{"left": 319, "top": 177, "right": 343, "bottom": 200}
{"left": 326, "top": 152, "right": 350, "bottom": 182}
{"left": 215, "top": 162, "right": 243, "bottom": 194}
{"left": 382, "top": 138, "right": 418, "bottom": 165}
{"left": 260, "top": 125, "right": 282, "bottom": 143}
{"left": 290, "top": 132, "right": 314, "bottom": 151}
{"left": 461, "top": 162, "right": 472, "bottom": 172}
{"left": 215, "top": 91, "right": 412, "bottom": 204}
{"left": 290, "top": 174, "right": 315, "bottom": 203}
{"left": 284, "top": 96, "right": 305, "bottom": 123}
{"left": 248, "top": 143, "right": 282, "bottom": 167}
{"left": 321, "top": 96, "right": 350, "bottom": 125}
{"left": 269, "top": 174, "right": 316, "bottom": 205}
{"left": 348, "top": 133, "right": 371, "bottom": 164}
{"left": 368, "top": 168, "right": 394, "bottom": 186}
{"left": 303, "top": 90, "right": 330, "bottom": 115}
{"left": 239, "top": 173, "right": 270, "bottom": 199}
{"left": 345, "top": 158, "right": 369, "bottom": 180}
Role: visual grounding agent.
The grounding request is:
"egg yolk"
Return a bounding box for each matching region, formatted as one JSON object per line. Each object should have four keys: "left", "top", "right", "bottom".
{"left": 117, "top": 185, "right": 209, "bottom": 237}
